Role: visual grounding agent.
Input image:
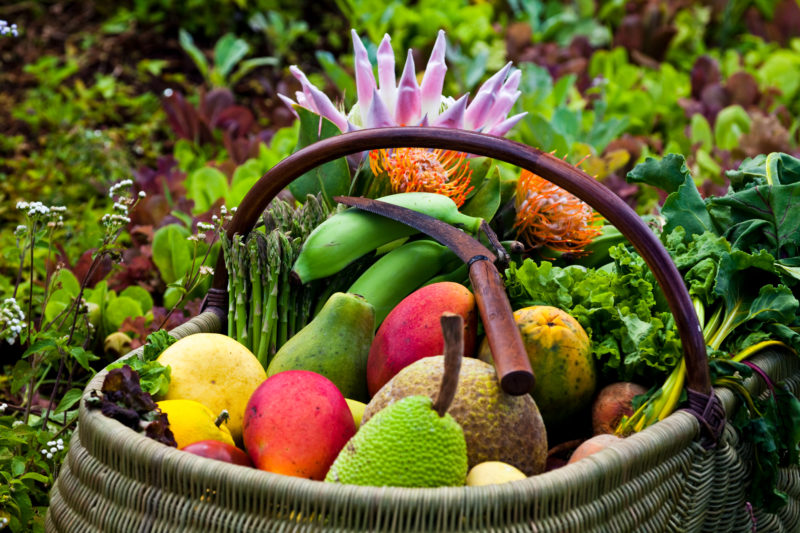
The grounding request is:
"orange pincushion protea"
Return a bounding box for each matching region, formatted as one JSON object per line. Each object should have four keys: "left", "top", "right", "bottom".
{"left": 514, "top": 170, "right": 602, "bottom": 256}
{"left": 369, "top": 148, "right": 473, "bottom": 207}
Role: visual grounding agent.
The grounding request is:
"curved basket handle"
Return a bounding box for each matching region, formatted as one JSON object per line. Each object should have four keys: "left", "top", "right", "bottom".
{"left": 210, "top": 127, "right": 711, "bottom": 396}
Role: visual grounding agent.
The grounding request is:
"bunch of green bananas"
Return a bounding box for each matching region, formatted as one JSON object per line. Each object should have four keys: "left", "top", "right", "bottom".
{"left": 292, "top": 192, "right": 484, "bottom": 327}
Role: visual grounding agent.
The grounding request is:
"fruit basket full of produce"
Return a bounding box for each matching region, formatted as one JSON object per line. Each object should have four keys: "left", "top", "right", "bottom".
{"left": 47, "top": 127, "right": 800, "bottom": 533}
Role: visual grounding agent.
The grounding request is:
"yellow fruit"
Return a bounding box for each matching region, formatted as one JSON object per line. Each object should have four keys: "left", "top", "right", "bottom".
{"left": 345, "top": 398, "right": 367, "bottom": 429}
{"left": 157, "top": 333, "right": 266, "bottom": 443}
{"left": 466, "top": 461, "right": 527, "bottom": 486}
{"left": 479, "top": 305, "right": 596, "bottom": 425}
{"left": 157, "top": 399, "right": 234, "bottom": 449}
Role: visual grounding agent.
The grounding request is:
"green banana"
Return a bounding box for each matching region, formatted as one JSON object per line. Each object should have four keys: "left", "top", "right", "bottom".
{"left": 292, "top": 192, "right": 483, "bottom": 283}
{"left": 348, "top": 239, "right": 457, "bottom": 325}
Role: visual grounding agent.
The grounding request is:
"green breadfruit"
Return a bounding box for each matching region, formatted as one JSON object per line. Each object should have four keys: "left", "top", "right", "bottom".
{"left": 325, "top": 394, "right": 468, "bottom": 487}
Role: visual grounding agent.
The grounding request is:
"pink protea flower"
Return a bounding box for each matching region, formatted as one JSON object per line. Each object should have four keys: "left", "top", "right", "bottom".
{"left": 279, "top": 30, "right": 526, "bottom": 136}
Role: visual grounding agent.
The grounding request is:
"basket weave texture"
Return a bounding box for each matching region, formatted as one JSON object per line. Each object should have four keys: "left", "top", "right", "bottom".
{"left": 46, "top": 312, "right": 800, "bottom": 533}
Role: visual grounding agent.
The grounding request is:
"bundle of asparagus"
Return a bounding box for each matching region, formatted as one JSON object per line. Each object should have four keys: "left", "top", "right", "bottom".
{"left": 222, "top": 194, "right": 331, "bottom": 367}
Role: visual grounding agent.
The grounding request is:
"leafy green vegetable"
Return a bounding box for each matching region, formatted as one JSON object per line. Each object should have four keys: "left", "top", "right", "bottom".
{"left": 505, "top": 251, "right": 681, "bottom": 381}
{"left": 107, "top": 330, "right": 175, "bottom": 397}
{"left": 726, "top": 371, "right": 800, "bottom": 513}
{"left": 626, "top": 154, "right": 715, "bottom": 239}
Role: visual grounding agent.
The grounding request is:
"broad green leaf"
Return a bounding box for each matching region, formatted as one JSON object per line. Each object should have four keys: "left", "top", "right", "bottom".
{"left": 690, "top": 114, "right": 713, "bottom": 152}
{"left": 462, "top": 165, "right": 501, "bottom": 221}
{"left": 163, "top": 285, "right": 184, "bottom": 309}
{"left": 757, "top": 51, "right": 800, "bottom": 103}
{"left": 227, "top": 177, "right": 259, "bottom": 207}
{"left": 709, "top": 181, "right": 800, "bottom": 259}
{"left": 231, "top": 159, "right": 264, "bottom": 187}
{"left": 152, "top": 224, "right": 192, "bottom": 284}
{"left": 22, "top": 339, "right": 57, "bottom": 358}
{"left": 714, "top": 105, "right": 751, "bottom": 151}
{"left": 627, "top": 154, "right": 714, "bottom": 239}
{"left": 229, "top": 56, "right": 279, "bottom": 86}
{"left": 106, "top": 296, "right": 143, "bottom": 330}
{"left": 69, "top": 346, "right": 99, "bottom": 372}
{"left": 213, "top": 33, "right": 250, "bottom": 80}
{"left": 119, "top": 286, "right": 153, "bottom": 313}
{"left": 228, "top": 159, "right": 264, "bottom": 207}
{"left": 178, "top": 29, "right": 209, "bottom": 80}
{"left": 50, "top": 268, "right": 80, "bottom": 296}
{"left": 11, "top": 456, "right": 25, "bottom": 477}
{"left": 44, "top": 289, "right": 73, "bottom": 324}
{"left": 53, "top": 388, "right": 83, "bottom": 414}
{"left": 186, "top": 166, "right": 228, "bottom": 214}
{"left": 290, "top": 106, "right": 350, "bottom": 206}
{"left": 20, "top": 472, "right": 49, "bottom": 483}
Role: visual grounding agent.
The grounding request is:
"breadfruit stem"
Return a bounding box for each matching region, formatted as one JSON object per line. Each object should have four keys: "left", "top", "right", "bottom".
{"left": 433, "top": 312, "right": 463, "bottom": 417}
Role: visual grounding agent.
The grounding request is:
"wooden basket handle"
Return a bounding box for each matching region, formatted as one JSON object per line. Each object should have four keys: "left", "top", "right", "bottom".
{"left": 209, "top": 127, "right": 711, "bottom": 396}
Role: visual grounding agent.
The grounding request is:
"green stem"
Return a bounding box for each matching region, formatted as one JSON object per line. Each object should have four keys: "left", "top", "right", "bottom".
{"left": 249, "top": 238, "right": 263, "bottom": 355}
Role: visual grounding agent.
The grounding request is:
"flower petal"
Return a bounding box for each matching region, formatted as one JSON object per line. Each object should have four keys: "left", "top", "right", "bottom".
{"left": 289, "top": 66, "right": 315, "bottom": 99}
{"left": 464, "top": 62, "right": 512, "bottom": 130}
{"left": 485, "top": 85, "right": 521, "bottom": 129}
{"left": 277, "top": 93, "right": 300, "bottom": 118}
{"left": 395, "top": 50, "right": 421, "bottom": 125}
{"left": 485, "top": 69, "right": 522, "bottom": 128}
{"left": 420, "top": 29, "right": 447, "bottom": 121}
{"left": 365, "top": 87, "right": 395, "bottom": 128}
{"left": 294, "top": 91, "right": 314, "bottom": 111}
{"left": 485, "top": 112, "right": 527, "bottom": 137}
{"left": 377, "top": 34, "right": 397, "bottom": 115}
{"left": 307, "top": 84, "right": 349, "bottom": 132}
{"left": 431, "top": 94, "right": 468, "bottom": 129}
{"left": 352, "top": 29, "right": 377, "bottom": 123}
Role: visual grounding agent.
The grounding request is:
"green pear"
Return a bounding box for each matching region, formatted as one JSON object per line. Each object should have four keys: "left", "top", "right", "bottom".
{"left": 266, "top": 293, "right": 375, "bottom": 401}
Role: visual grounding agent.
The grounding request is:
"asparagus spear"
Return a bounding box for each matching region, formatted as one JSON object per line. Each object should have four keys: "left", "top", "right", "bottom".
{"left": 248, "top": 235, "right": 264, "bottom": 357}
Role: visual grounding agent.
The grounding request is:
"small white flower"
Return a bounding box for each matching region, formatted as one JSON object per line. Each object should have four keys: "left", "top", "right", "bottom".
{"left": 46, "top": 452, "right": 53, "bottom": 459}
{"left": 197, "top": 222, "right": 214, "bottom": 231}
{"left": 196, "top": 232, "right": 206, "bottom": 240}
{"left": 163, "top": 88, "right": 174, "bottom": 97}
{"left": 12, "top": 420, "right": 23, "bottom": 427}
{"left": 138, "top": 190, "right": 146, "bottom": 198}
{"left": 198, "top": 266, "right": 214, "bottom": 276}
{"left": 0, "top": 403, "right": 7, "bottom": 413}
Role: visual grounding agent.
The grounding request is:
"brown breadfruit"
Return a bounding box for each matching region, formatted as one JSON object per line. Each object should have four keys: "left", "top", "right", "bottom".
{"left": 363, "top": 356, "right": 547, "bottom": 476}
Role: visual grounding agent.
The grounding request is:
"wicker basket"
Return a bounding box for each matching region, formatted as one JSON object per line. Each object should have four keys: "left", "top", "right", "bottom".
{"left": 47, "top": 129, "right": 800, "bottom": 532}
